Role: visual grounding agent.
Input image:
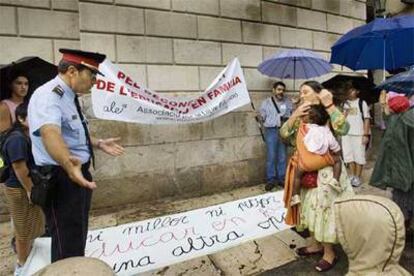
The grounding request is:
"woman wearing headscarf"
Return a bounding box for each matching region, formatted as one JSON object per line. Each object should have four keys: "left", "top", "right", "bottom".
{"left": 280, "top": 80, "right": 354, "bottom": 272}
{"left": 334, "top": 195, "right": 410, "bottom": 275}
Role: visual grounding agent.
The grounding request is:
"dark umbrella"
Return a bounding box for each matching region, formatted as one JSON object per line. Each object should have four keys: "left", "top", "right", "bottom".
{"left": 376, "top": 68, "right": 414, "bottom": 96}
{"left": 322, "top": 75, "right": 378, "bottom": 105}
{"left": 0, "top": 56, "right": 57, "bottom": 101}
{"left": 330, "top": 15, "right": 414, "bottom": 73}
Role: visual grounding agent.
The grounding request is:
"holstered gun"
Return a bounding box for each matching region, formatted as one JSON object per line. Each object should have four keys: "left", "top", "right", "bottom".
{"left": 30, "top": 166, "right": 55, "bottom": 208}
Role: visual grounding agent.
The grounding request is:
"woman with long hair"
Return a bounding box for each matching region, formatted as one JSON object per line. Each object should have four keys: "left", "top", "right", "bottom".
{"left": 281, "top": 81, "right": 354, "bottom": 272}
{"left": 2, "top": 103, "right": 44, "bottom": 276}
{"left": 0, "top": 70, "right": 29, "bottom": 132}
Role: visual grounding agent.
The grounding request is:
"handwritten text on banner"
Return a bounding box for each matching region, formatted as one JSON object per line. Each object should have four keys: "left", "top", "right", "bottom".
{"left": 23, "top": 192, "right": 288, "bottom": 275}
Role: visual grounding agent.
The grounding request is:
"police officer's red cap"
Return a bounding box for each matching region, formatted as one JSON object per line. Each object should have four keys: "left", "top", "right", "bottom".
{"left": 59, "top": 48, "right": 106, "bottom": 76}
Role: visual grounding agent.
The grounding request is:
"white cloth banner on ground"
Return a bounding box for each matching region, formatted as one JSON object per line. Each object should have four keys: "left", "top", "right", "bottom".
{"left": 92, "top": 58, "right": 250, "bottom": 124}
{"left": 22, "top": 191, "right": 289, "bottom": 275}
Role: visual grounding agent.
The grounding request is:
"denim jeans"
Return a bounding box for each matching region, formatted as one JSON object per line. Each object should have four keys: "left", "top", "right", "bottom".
{"left": 265, "top": 127, "right": 287, "bottom": 184}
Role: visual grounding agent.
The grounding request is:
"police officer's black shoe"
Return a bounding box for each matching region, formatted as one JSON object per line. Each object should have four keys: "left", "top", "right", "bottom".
{"left": 265, "top": 182, "right": 275, "bottom": 191}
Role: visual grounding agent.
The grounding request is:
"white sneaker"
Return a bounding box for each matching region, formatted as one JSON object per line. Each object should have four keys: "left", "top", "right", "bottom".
{"left": 352, "top": 176, "right": 362, "bottom": 187}
{"left": 14, "top": 263, "right": 23, "bottom": 276}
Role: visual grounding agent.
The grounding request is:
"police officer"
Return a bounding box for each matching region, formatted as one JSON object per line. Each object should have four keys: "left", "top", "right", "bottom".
{"left": 28, "top": 49, "right": 124, "bottom": 262}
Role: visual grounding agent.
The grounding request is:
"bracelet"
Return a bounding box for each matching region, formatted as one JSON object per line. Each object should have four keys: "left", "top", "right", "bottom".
{"left": 324, "top": 103, "right": 334, "bottom": 109}
{"left": 97, "top": 139, "right": 104, "bottom": 149}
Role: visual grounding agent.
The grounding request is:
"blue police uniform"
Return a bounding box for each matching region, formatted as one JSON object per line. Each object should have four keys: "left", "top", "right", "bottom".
{"left": 28, "top": 75, "right": 93, "bottom": 262}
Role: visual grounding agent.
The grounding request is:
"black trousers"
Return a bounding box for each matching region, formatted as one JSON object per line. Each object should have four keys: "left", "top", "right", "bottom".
{"left": 42, "top": 162, "right": 92, "bottom": 262}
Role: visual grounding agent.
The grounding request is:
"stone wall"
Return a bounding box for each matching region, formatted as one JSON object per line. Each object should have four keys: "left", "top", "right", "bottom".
{"left": 0, "top": 0, "right": 367, "bottom": 213}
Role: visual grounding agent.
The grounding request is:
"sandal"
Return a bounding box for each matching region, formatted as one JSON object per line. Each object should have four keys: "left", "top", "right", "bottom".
{"left": 296, "top": 246, "right": 324, "bottom": 256}
{"left": 314, "top": 257, "right": 337, "bottom": 272}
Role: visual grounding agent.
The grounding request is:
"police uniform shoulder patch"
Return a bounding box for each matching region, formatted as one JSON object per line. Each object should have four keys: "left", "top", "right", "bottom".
{"left": 52, "top": 85, "right": 64, "bottom": 97}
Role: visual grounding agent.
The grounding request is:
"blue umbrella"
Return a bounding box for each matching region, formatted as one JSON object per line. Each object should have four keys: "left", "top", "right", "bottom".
{"left": 376, "top": 68, "right": 414, "bottom": 96}
{"left": 331, "top": 15, "right": 414, "bottom": 71}
{"left": 258, "top": 49, "right": 332, "bottom": 80}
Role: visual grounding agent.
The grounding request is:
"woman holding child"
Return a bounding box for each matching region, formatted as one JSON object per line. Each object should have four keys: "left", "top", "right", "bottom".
{"left": 280, "top": 81, "right": 354, "bottom": 272}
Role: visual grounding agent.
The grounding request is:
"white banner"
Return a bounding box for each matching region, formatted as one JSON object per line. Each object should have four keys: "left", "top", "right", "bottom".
{"left": 22, "top": 192, "right": 289, "bottom": 275}
{"left": 92, "top": 58, "right": 250, "bottom": 124}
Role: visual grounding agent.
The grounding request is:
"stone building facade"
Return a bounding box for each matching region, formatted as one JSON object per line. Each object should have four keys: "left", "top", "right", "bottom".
{"left": 0, "top": 0, "right": 368, "bottom": 214}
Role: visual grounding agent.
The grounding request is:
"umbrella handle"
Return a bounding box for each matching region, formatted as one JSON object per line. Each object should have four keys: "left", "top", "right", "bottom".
{"left": 250, "top": 101, "right": 265, "bottom": 143}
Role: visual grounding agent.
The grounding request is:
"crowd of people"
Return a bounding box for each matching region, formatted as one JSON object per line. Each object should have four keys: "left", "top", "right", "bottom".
{"left": 0, "top": 48, "right": 413, "bottom": 275}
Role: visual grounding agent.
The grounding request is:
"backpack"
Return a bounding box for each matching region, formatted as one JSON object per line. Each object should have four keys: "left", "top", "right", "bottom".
{"left": 357, "top": 98, "right": 372, "bottom": 150}
{"left": 0, "top": 129, "right": 13, "bottom": 182}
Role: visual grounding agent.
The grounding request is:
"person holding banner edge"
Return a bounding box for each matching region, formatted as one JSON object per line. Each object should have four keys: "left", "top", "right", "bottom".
{"left": 28, "top": 49, "right": 124, "bottom": 263}
{"left": 258, "top": 81, "right": 293, "bottom": 191}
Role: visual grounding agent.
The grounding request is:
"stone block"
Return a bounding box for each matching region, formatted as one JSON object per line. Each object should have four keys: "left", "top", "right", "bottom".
{"left": 172, "top": 0, "right": 219, "bottom": 16}
{"left": 18, "top": 8, "right": 79, "bottom": 38}
{"left": 147, "top": 65, "right": 199, "bottom": 91}
{"left": 353, "top": 19, "right": 365, "bottom": 28}
{"left": 175, "top": 136, "right": 262, "bottom": 169}
{"left": 174, "top": 39, "right": 221, "bottom": 65}
{"left": 0, "top": 37, "right": 53, "bottom": 63}
{"left": 262, "top": 2, "right": 297, "bottom": 27}
{"left": 339, "top": 1, "right": 352, "bottom": 17}
{"left": 198, "top": 16, "right": 242, "bottom": 42}
{"left": 79, "top": 0, "right": 112, "bottom": 3}
{"left": 145, "top": 37, "right": 173, "bottom": 63}
{"left": 242, "top": 22, "right": 279, "bottom": 46}
{"left": 174, "top": 166, "right": 203, "bottom": 196}
{"left": 115, "top": 0, "right": 170, "bottom": 9}
{"left": 80, "top": 33, "right": 116, "bottom": 61}
{"left": 199, "top": 66, "right": 223, "bottom": 90}
{"left": 351, "top": 0, "right": 366, "bottom": 20}
{"left": 327, "top": 14, "right": 354, "bottom": 34}
{"left": 114, "top": 36, "right": 174, "bottom": 64}
{"left": 297, "top": 8, "right": 326, "bottom": 31}
{"left": 0, "top": 6, "right": 16, "bottom": 35}
{"left": 200, "top": 160, "right": 250, "bottom": 194}
{"left": 80, "top": 3, "right": 144, "bottom": 34}
{"left": 90, "top": 118, "right": 203, "bottom": 146}
{"left": 234, "top": 136, "right": 263, "bottom": 160}
{"left": 280, "top": 27, "right": 312, "bottom": 49}
{"left": 244, "top": 68, "right": 273, "bottom": 91}
{"left": 202, "top": 111, "right": 260, "bottom": 138}
{"left": 234, "top": 112, "right": 261, "bottom": 137}
{"left": 267, "top": 0, "right": 311, "bottom": 8}
{"left": 220, "top": 0, "right": 261, "bottom": 21}
{"left": 52, "top": 0, "right": 79, "bottom": 11}
{"left": 53, "top": 39, "right": 81, "bottom": 63}
{"left": 0, "top": 0, "right": 49, "bottom": 7}
{"left": 312, "top": 0, "right": 340, "bottom": 14}
{"left": 146, "top": 10, "right": 197, "bottom": 38}
{"left": 117, "top": 63, "right": 147, "bottom": 86}
{"left": 222, "top": 43, "right": 262, "bottom": 67}
{"left": 202, "top": 112, "right": 237, "bottom": 140}
{"left": 91, "top": 172, "right": 175, "bottom": 209}
{"left": 116, "top": 35, "right": 145, "bottom": 62}
{"left": 263, "top": 46, "right": 283, "bottom": 60}
{"left": 313, "top": 31, "right": 340, "bottom": 51}
{"left": 94, "top": 144, "right": 176, "bottom": 179}
{"left": 175, "top": 139, "right": 233, "bottom": 169}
